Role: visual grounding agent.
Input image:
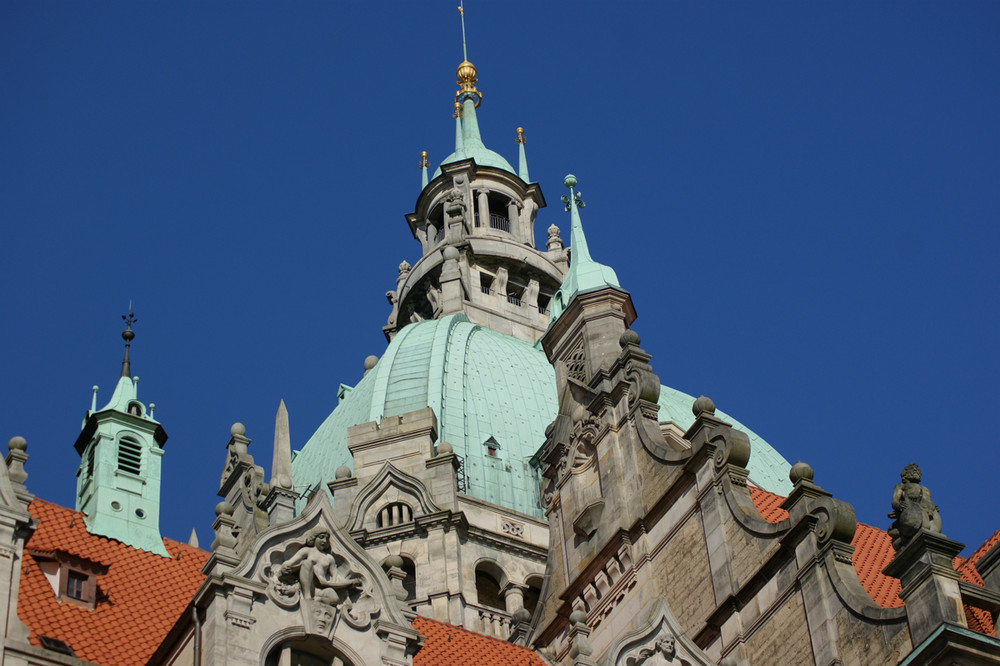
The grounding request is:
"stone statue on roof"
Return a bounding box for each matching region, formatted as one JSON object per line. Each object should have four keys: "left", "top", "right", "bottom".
{"left": 887, "top": 463, "right": 942, "bottom": 551}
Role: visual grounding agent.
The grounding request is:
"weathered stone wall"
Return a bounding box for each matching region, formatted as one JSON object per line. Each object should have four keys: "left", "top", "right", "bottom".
{"left": 742, "top": 593, "right": 813, "bottom": 665}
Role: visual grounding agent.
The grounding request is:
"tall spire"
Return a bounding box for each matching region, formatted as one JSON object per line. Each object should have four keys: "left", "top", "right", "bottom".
{"left": 516, "top": 127, "right": 529, "bottom": 182}
{"left": 419, "top": 151, "right": 429, "bottom": 189}
{"left": 548, "top": 175, "right": 623, "bottom": 323}
{"left": 432, "top": 3, "right": 515, "bottom": 177}
{"left": 120, "top": 307, "right": 136, "bottom": 379}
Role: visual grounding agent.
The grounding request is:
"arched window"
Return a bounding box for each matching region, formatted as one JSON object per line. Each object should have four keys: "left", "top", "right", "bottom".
{"left": 376, "top": 502, "right": 413, "bottom": 529}
{"left": 523, "top": 575, "right": 543, "bottom": 618}
{"left": 475, "top": 563, "right": 506, "bottom": 611}
{"left": 117, "top": 437, "right": 142, "bottom": 475}
{"left": 264, "top": 640, "right": 354, "bottom": 666}
{"left": 382, "top": 556, "right": 417, "bottom": 601}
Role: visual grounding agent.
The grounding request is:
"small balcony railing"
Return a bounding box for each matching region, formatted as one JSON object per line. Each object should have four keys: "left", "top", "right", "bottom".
{"left": 474, "top": 212, "right": 511, "bottom": 233}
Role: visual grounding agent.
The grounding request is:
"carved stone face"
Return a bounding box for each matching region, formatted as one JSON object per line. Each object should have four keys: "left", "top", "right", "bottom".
{"left": 314, "top": 532, "right": 330, "bottom": 553}
{"left": 312, "top": 604, "right": 334, "bottom": 632}
{"left": 656, "top": 636, "right": 675, "bottom": 658}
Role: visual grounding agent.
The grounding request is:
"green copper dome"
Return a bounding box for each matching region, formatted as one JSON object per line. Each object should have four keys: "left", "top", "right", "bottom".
{"left": 292, "top": 315, "right": 793, "bottom": 519}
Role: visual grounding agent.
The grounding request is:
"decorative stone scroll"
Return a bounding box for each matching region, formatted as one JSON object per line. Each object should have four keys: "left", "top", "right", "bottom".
{"left": 262, "top": 527, "right": 380, "bottom": 631}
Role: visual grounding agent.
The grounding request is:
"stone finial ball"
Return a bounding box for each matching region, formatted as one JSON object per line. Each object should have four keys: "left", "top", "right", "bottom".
{"left": 364, "top": 355, "right": 379, "bottom": 371}
{"left": 385, "top": 554, "right": 404, "bottom": 569}
{"left": 513, "top": 607, "right": 531, "bottom": 624}
{"left": 563, "top": 174, "right": 578, "bottom": 189}
{"left": 619, "top": 330, "right": 640, "bottom": 348}
{"left": 230, "top": 422, "right": 246, "bottom": 437}
{"left": 443, "top": 246, "right": 460, "bottom": 261}
{"left": 569, "top": 609, "right": 588, "bottom": 625}
{"left": 437, "top": 441, "right": 453, "bottom": 455}
{"left": 215, "top": 501, "right": 234, "bottom": 517}
{"left": 8, "top": 436, "right": 27, "bottom": 452}
{"left": 789, "top": 461, "right": 814, "bottom": 485}
{"left": 547, "top": 224, "right": 560, "bottom": 237}
{"left": 335, "top": 466, "right": 353, "bottom": 480}
{"left": 692, "top": 395, "right": 716, "bottom": 417}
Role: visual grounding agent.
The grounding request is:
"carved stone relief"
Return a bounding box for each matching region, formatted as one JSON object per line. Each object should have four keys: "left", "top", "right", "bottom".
{"left": 624, "top": 634, "right": 688, "bottom": 666}
{"left": 262, "top": 527, "right": 380, "bottom": 632}
{"left": 501, "top": 520, "right": 525, "bottom": 538}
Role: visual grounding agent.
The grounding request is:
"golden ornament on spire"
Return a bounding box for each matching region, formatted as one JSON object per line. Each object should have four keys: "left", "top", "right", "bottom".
{"left": 456, "top": 59, "right": 481, "bottom": 107}
{"left": 419, "top": 151, "right": 429, "bottom": 169}
{"left": 453, "top": 101, "right": 463, "bottom": 119}
{"left": 515, "top": 127, "right": 526, "bottom": 144}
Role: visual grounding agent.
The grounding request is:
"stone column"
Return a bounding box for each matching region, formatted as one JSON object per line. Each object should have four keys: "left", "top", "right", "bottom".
{"left": 507, "top": 199, "right": 520, "bottom": 237}
{"left": 884, "top": 530, "right": 967, "bottom": 646}
{"left": 477, "top": 190, "right": 490, "bottom": 229}
{"left": 503, "top": 583, "right": 526, "bottom": 614}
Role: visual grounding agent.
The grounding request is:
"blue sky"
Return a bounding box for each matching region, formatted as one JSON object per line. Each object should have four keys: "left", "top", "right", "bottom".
{"left": 2, "top": 2, "right": 998, "bottom": 555}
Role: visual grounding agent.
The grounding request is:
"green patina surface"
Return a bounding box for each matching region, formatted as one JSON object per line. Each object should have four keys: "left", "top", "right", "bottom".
{"left": 547, "top": 180, "right": 623, "bottom": 323}
{"left": 76, "top": 376, "right": 169, "bottom": 556}
{"left": 431, "top": 97, "right": 515, "bottom": 180}
{"left": 291, "top": 315, "right": 793, "bottom": 518}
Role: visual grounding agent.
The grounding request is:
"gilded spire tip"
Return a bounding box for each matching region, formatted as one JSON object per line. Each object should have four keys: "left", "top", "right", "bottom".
{"left": 419, "top": 151, "right": 429, "bottom": 169}
{"left": 515, "top": 127, "right": 526, "bottom": 144}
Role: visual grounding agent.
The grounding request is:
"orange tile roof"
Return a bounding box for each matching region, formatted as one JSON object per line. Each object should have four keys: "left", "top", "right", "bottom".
{"left": 748, "top": 487, "right": 997, "bottom": 635}
{"left": 413, "top": 615, "right": 546, "bottom": 666}
{"left": 18, "top": 499, "right": 208, "bottom": 665}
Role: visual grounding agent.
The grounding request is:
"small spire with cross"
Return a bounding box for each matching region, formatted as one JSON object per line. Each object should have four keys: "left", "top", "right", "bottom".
{"left": 120, "top": 305, "right": 137, "bottom": 379}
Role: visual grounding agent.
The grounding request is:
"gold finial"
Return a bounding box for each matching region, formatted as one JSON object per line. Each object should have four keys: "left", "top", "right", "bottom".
{"left": 419, "top": 151, "right": 429, "bottom": 169}
{"left": 456, "top": 59, "right": 481, "bottom": 107}
{"left": 454, "top": 1, "right": 480, "bottom": 107}
{"left": 515, "top": 127, "right": 526, "bottom": 144}
{"left": 453, "top": 101, "right": 463, "bottom": 119}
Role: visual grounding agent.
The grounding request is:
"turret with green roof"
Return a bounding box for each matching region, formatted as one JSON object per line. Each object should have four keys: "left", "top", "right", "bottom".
{"left": 73, "top": 312, "right": 168, "bottom": 556}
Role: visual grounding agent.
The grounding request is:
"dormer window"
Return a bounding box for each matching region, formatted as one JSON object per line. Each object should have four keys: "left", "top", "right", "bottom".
{"left": 484, "top": 436, "right": 501, "bottom": 458}
{"left": 30, "top": 551, "right": 106, "bottom": 609}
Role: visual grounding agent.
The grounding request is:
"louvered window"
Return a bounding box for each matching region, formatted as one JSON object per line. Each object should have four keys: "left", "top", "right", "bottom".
{"left": 117, "top": 438, "right": 142, "bottom": 475}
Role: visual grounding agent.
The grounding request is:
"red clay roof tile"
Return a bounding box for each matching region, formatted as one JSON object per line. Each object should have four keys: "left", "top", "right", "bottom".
{"left": 748, "top": 486, "right": 997, "bottom": 635}
{"left": 18, "top": 499, "right": 208, "bottom": 665}
{"left": 413, "top": 616, "right": 546, "bottom": 666}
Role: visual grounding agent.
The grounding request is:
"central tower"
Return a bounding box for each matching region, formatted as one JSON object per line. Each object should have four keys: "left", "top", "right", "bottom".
{"left": 384, "top": 42, "right": 568, "bottom": 343}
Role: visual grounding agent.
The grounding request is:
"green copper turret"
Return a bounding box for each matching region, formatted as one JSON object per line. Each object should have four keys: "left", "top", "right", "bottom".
{"left": 547, "top": 175, "right": 623, "bottom": 323}
{"left": 73, "top": 312, "right": 168, "bottom": 556}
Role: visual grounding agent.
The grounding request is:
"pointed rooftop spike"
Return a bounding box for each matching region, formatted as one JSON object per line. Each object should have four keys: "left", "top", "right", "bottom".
{"left": 120, "top": 307, "right": 137, "bottom": 379}
{"left": 188, "top": 528, "right": 199, "bottom": 548}
{"left": 270, "top": 399, "right": 293, "bottom": 489}
{"left": 458, "top": 1, "right": 468, "bottom": 62}
{"left": 516, "top": 127, "right": 529, "bottom": 182}
{"left": 420, "top": 151, "right": 430, "bottom": 189}
{"left": 548, "top": 175, "right": 622, "bottom": 323}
